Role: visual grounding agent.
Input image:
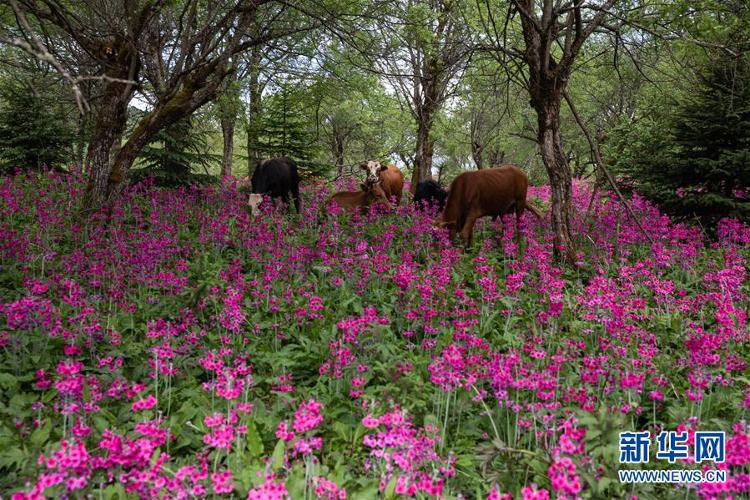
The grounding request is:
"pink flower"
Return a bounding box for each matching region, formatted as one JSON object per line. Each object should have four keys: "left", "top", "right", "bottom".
{"left": 362, "top": 415, "right": 380, "bottom": 429}
{"left": 648, "top": 390, "right": 664, "bottom": 401}
{"left": 276, "top": 421, "right": 295, "bottom": 442}
{"left": 131, "top": 394, "right": 157, "bottom": 411}
{"left": 293, "top": 399, "right": 324, "bottom": 433}
{"left": 248, "top": 475, "right": 288, "bottom": 499}
{"left": 521, "top": 484, "right": 550, "bottom": 500}
{"left": 211, "top": 470, "right": 234, "bottom": 494}
{"left": 313, "top": 476, "right": 347, "bottom": 499}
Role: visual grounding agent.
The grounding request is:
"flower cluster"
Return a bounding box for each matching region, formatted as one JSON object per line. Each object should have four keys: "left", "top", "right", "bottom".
{"left": 362, "top": 407, "right": 455, "bottom": 497}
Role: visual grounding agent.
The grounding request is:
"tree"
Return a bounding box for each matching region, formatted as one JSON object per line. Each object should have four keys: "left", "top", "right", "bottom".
{"left": 244, "top": 44, "right": 265, "bottom": 177}
{"left": 235, "top": 4, "right": 321, "bottom": 177}
{"left": 367, "top": 0, "right": 472, "bottom": 192}
{"left": 0, "top": 73, "right": 74, "bottom": 172}
{"left": 135, "top": 112, "right": 220, "bottom": 185}
{"left": 256, "top": 81, "right": 324, "bottom": 177}
{"left": 312, "top": 44, "right": 403, "bottom": 177}
{"left": 612, "top": 53, "right": 750, "bottom": 224}
{"left": 5, "top": 0, "right": 316, "bottom": 210}
{"left": 477, "top": 0, "right": 626, "bottom": 260}
{"left": 460, "top": 69, "right": 513, "bottom": 169}
{"left": 217, "top": 72, "right": 242, "bottom": 177}
{"left": 323, "top": 104, "right": 359, "bottom": 176}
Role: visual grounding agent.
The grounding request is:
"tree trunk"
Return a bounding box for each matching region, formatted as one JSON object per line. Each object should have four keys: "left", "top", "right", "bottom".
{"left": 218, "top": 69, "right": 238, "bottom": 178}
{"left": 108, "top": 86, "right": 209, "bottom": 195}
{"left": 221, "top": 116, "right": 234, "bottom": 177}
{"left": 82, "top": 39, "right": 138, "bottom": 210}
{"left": 534, "top": 95, "right": 575, "bottom": 261}
{"left": 411, "top": 113, "right": 435, "bottom": 193}
{"left": 82, "top": 79, "right": 134, "bottom": 210}
{"left": 472, "top": 141, "right": 484, "bottom": 169}
{"left": 333, "top": 130, "right": 345, "bottom": 177}
{"left": 246, "top": 46, "right": 263, "bottom": 177}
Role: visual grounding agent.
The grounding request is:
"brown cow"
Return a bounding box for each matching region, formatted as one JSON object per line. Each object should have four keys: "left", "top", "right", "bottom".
{"left": 328, "top": 182, "right": 393, "bottom": 213}
{"left": 435, "top": 165, "right": 542, "bottom": 246}
{"left": 360, "top": 161, "right": 404, "bottom": 205}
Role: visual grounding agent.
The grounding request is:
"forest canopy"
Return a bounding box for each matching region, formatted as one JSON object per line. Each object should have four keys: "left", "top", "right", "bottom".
{"left": 0, "top": 0, "right": 748, "bottom": 231}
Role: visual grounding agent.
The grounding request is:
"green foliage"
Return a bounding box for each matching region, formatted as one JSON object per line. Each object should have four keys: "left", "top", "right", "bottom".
{"left": 134, "top": 113, "right": 220, "bottom": 186}
{"left": 0, "top": 77, "right": 74, "bottom": 173}
{"left": 256, "top": 82, "right": 326, "bottom": 178}
{"left": 311, "top": 45, "right": 413, "bottom": 172}
{"left": 611, "top": 53, "right": 750, "bottom": 224}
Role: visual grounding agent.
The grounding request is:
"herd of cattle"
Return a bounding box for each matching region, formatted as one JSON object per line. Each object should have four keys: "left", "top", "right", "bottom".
{"left": 241, "top": 156, "right": 541, "bottom": 244}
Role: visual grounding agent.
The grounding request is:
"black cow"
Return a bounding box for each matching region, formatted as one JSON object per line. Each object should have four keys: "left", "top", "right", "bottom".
{"left": 413, "top": 180, "right": 448, "bottom": 211}
{"left": 251, "top": 157, "right": 301, "bottom": 213}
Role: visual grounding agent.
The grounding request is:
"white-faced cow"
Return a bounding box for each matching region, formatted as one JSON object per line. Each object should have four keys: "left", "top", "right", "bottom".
{"left": 360, "top": 160, "right": 404, "bottom": 205}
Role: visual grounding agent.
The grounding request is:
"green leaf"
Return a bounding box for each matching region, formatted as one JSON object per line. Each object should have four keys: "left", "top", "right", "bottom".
{"left": 0, "top": 446, "right": 27, "bottom": 470}
{"left": 384, "top": 476, "right": 398, "bottom": 499}
{"left": 0, "top": 372, "right": 18, "bottom": 390}
{"left": 333, "top": 421, "right": 352, "bottom": 442}
{"left": 102, "top": 482, "right": 127, "bottom": 500}
{"left": 271, "top": 438, "right": 286, "bottom": 471}
{"left": 246, "top": 421, "right": 263, "bottom": 457}
{"left": 30, "top": 419, "right": 52, "bottom": 447}
{"left": 597, "top": 477, "right": 613, "bottom": 493}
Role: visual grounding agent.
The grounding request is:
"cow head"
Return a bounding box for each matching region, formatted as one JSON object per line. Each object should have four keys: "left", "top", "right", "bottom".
{"left": 247, "top": 193, "right": 263, "bottom": 216}
{"left": 360, "top": 160, "right": 388, "bottom": 184}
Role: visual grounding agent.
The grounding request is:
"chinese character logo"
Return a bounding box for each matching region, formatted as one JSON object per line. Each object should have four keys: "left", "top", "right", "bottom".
{"left": 619, "top": 431, "right": 650, "bottom": 463}
{"left": 656, "top": 431, "right": 689, "bottom": 463}
{"left": 695, "top": 432, "right": 725, "bottom": 463}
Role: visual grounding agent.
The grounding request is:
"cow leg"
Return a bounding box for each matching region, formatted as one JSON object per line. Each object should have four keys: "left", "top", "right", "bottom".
{"left": 460, "top": 214, "right": 479, "bottom": 248}
{"left": 281, "top": 191, "right": 292, "bottom": 211}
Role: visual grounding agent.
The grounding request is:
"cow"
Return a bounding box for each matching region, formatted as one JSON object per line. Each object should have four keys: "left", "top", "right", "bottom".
{"left": 327, "top": 182, "right": 393, "bottom": 213}
{"left": 413, "top": 180, "right": 448, "bottom": 211}
{"left": 251, "top": 157, "right": 301, "bottom": 213}
{"left": 360, "top": 160, "right": 404, "bottom": 205}
{"left": 435, "top": 165, "right": 542, "bottom": 246}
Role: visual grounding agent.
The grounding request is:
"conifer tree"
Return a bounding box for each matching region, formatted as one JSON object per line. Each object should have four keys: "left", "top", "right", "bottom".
{"left": 615, "top": 54, "right": 750, "bottom": 224}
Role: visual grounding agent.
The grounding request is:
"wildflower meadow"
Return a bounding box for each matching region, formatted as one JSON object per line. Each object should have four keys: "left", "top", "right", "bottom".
{"left": 1, "top": 170, "right": 748, "bottom": 499}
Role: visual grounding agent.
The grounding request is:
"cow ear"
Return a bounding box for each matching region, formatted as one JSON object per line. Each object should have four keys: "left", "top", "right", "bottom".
{"left": 379, "top": 163, "right": 388, "bottom": 172}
